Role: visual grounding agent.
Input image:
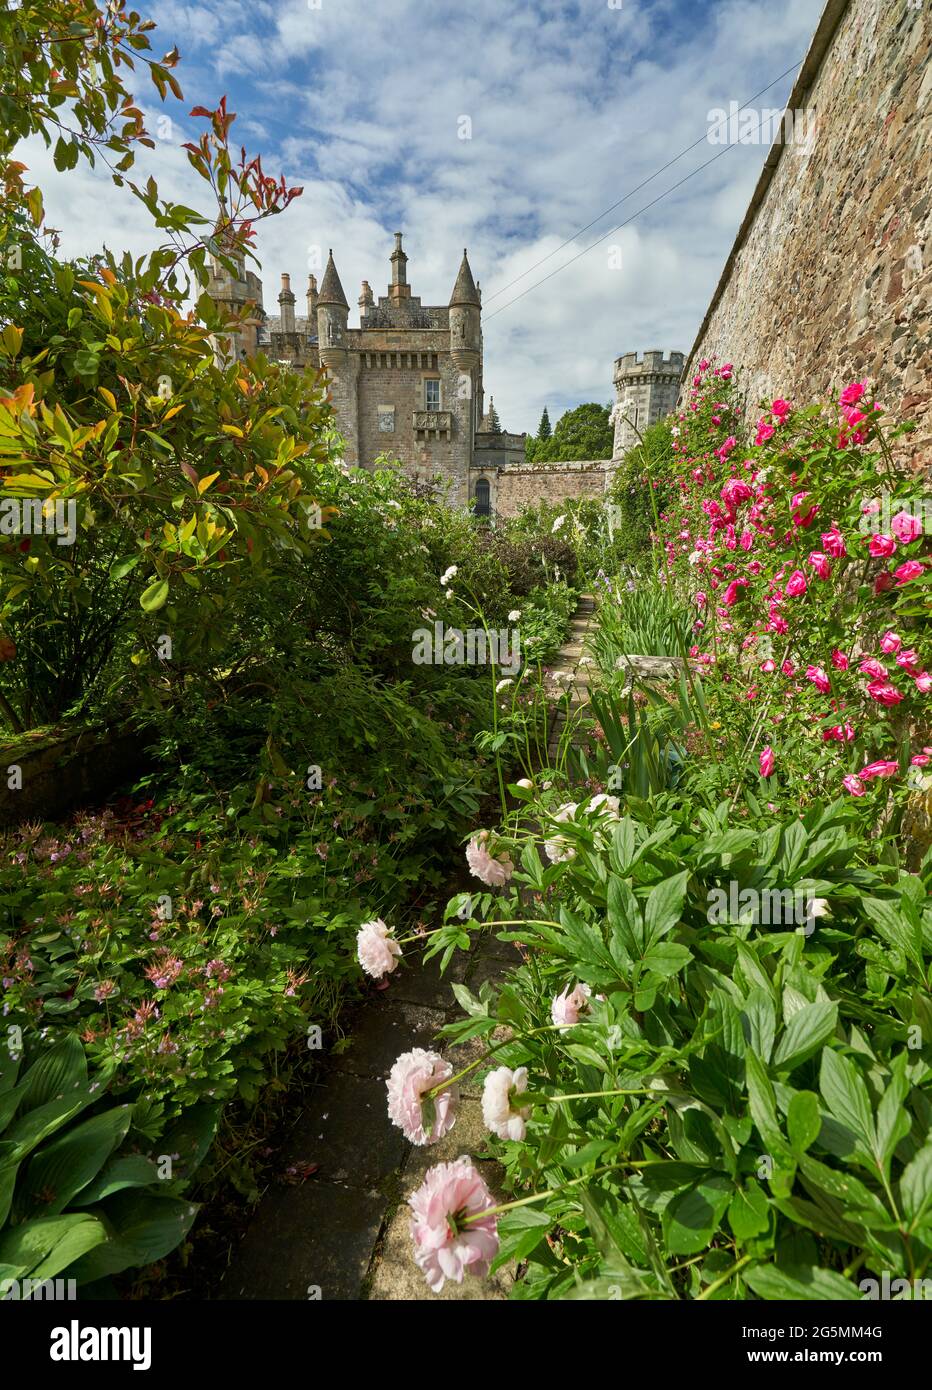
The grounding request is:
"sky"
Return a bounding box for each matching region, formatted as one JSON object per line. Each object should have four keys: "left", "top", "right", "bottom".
{"left": 20, "top": 0, "right": 825, "bottom": 434}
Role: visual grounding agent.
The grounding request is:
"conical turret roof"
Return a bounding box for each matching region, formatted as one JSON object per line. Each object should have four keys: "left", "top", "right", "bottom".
{"left": 449, "top": 249, "right": 480, "bottom": 307}
{"left": 318, "top": 250, "right": 348, "bottom": 308}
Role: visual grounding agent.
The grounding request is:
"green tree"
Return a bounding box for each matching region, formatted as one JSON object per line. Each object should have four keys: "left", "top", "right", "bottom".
{"left": 532, "top": 402, "right": 614, "bottom": 462}
{"left": 537, "top": 406, "right": 551, "bottom": 439}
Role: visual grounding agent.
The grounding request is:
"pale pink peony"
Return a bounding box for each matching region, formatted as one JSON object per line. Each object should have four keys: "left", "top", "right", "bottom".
{"left": 387, "top": 1049, "right": 459, "bottom": 1145}
{"left": 481, "top": 1065, "right": 531, "bottom": 1141}
{"left": 408, "top": 1158, "right": 500, "bottom": 1293}
{"left": 551, "top": 981, "right": 591, "bottom": 1027}
{"left": 465, "top": 831, "right": 514, "bottom": 887}
{"left": 357, "top": 918, "right": 402, "bottom": 979}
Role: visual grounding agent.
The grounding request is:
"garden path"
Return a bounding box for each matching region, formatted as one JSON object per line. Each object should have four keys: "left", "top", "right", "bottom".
{"left": 219, "top": 596, "right": 596, "bottom": 1301}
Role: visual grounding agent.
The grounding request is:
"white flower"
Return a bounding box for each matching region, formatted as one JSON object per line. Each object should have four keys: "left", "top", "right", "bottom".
{"left": 551, "top": 982, "right": 591, "bottom": 1027}
{"left": 441, "top": 565, "right": 458, "bottom": 586}
{"left": 356, "top": 919, "right": 402, "bottom": 979}
{"left": 482, "top": 1066, "right": 531, "bottom": 1141}
{"left": 544, "top": 802, "right": 578, "bottom": 863}
{"left": 586, "top": 793, "right": 620, "bottom": 819}
{"left": 465, "top": 831, "right": 514, "bottom": 887}
{"left": 688, "top": 550, "right": 703, "bottom": 566}
{"left": 516, "top": 778, "right": 533, "bottom": 789}
{"left": 542, "top": 780, "right": 553, "bottom": 790}
{"left": 508, "top": 609, "right": 521, "bottom": 622}
{"left": 552, "top": 515, "right": 566, "bottom": 533}
{"left": 495, "top": 678, "right": 513, "bottom": 693}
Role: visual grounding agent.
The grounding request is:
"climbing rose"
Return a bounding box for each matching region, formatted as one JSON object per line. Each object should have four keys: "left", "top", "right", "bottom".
{"left": 357, "top": 919, "right": 402, "bottom": 979}
{"left": 481, "top": 1066, "right": 531, "bottom": 1141}
{"left": 772, "top": 398, "right": 792, "bottom": 422}
{"left": 785, "top": 570, "right": 807, "bottom": 597}
{"left": 805, "top": 665, "right": 831, "bottom": 694}
{"left": 821, "top": 527, "right": 847, "bottom": 557}
{"left": 408, "top": 1158, "right": 499, "bottom": 1293}
{"left": 866, "top": 680, "right": 904, "bottom": 706}
{"left": 759, "top": 745, "right": 775, "bottom": 778}
{"left": 842, "top": 775, "right": 866, "bottom": 796}
{"left": 897, "top": 649, "right": 920, "bottom": 673}
{"left": 839, "top": 381, "right": 866, "bottom": 407}
{"left": 551, "top": 982, "right": 591, "bottom": 1027}
{"left": 893, "top": 560, "right": 925, "bottom": 585}
{"left": 868, "top": 534, "right": 896, "bottom": 558}
{"left": 755, "top": 420, "right": 775, "bottom": 446}
{"left": 859, "top": 657, "right": 888, "bottom": 679}
{"left": 466, "top": 831, "right": 513, "bottom": 887}
{"left": 808, "top": 551, "right": 831, "bottom": 579}
{"left": 860, "top": 760, "right": 899, "bottom": 779}
{"left": 880, "top": 631, "right": 902, "bottom": 654}
{"left": 916, "top": 672, "right": 932, "bottom": 694}
{"left": 890, "top": 510, "right": 922, "bottom": 544}
{"left": 831, "top": 649, "right": 849, "bottom": 670}
{"left": 387, "top": 1049, "right": 458, "bottom": 1145}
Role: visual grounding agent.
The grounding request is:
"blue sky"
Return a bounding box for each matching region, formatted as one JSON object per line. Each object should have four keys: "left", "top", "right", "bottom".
{"left": 23, "top": 0, "right": 825, "bottom": 432}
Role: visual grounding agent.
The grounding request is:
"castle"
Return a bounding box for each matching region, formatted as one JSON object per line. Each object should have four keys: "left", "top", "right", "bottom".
{"left": 207, "top": 233, "right": 683, "bottom": 516}
{"left": 207, "top": 234, "right": 525, "bottom": 511}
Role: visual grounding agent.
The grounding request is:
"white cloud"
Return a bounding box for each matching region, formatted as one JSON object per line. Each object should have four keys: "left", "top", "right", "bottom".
{"left": 20, "top": 0, "right": 824, "bottom": 432}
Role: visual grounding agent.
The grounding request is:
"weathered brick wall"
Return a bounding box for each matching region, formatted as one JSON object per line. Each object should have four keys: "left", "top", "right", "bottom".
{"left": 490, "top": 461, "right": 611, "bottom": 518}
{"left": 685, "top": 0, "right": 931, "bottom": 471}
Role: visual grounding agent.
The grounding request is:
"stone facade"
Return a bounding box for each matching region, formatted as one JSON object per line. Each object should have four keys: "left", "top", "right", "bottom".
{"left": 490, "top": 460, "right": 612, "bottom": 519}
{"left": 684, "top": 0, "right": 932, "bottom": 472}
{"left": 611, "top": 351, "right": 684, "bottom": 458}
{"left": 209, "top": 234, "right": 497, "bottom": 508}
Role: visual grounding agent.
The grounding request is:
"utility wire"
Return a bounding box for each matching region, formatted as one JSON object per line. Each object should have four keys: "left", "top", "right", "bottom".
{"left": 482, "top": 58, "right": 804, "bottom": 315}
{"left": 485, "top": 98, "right": 801, "bottom": 323}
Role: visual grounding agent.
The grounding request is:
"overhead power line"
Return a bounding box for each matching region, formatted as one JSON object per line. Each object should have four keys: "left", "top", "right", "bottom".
{"left": 482, "top": 58, "right": 804, "bottom": 319}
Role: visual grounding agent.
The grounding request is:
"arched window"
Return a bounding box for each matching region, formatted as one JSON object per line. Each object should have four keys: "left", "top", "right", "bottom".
{"left": 474, "top": 477, "right": 491, "bottom": 516}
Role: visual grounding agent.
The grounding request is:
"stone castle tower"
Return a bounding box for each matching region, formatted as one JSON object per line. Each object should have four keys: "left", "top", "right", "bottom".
{"left": 208, "top": 234, "right": 510, "bottom": 508}
{"left": 611, "top": 350, "right": 684, "bottom": 459}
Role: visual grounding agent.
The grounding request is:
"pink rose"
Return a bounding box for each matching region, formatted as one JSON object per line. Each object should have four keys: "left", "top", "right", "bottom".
{"left": 357, "top": 918, "right": 402, "bottom": 980}
{"left": 839, "top": 381, "right": 866, "bottom": 407}
{"left": 868, "top": 534, "right": 896, "bottom": 558}
{"left": 880, "top": 631, "right": 902, "bottom": 654}
{"left": 759, "top": 745, "right": 775, "bottom": 778}
{"left": 915, "top": 672, "right": 932, "bottom": 694}
{"left": 891, "top": 510, "right": 923, "bottom": 544}
{"left": 760, "top": 659, "right": 776, "bottom": 674}
{"left": 772, "top": 399, "right": 792, "bottom": 422}
{"left": 896, "top": 649, "right": 920, "bottom": 673}
{"left": 831, "top": 649, "right": 849, "bottom": 670}
{"left": 860, "top": 760, "right": 899, "bottom": 779}
{"left": 785, "top": 570, "right": 807, "bottom": 597}
{"left": 866, "top": 680, "right": 904, "bottom": 706}
{"left": 842, "top": 775, "right": 866, "bottom": 796}
{"left": 409, "top": 1158, "right": 499, "bottom": 1293}
{"left": 821, "top": 527, "right": 847, "bottom": 557}
{"left": 893, "top": 560, "right": 925, "bottom": 585}
{"left": 805, "top": 665, "right": 831, "bottom": 694}
{"left": 859, "top": 657, "right": 888, "bottom": 679}
{"left": 808, "top": 551, "right": 831, "bottom": 579}
{"left": 723, "top": 578, "right": 750, "bottom": 606}
{"left": 387, "top": 1049, "right": 459, "bottom": 1145}
{"left": 755, "top": 420, "right": 775, "bottom": 446}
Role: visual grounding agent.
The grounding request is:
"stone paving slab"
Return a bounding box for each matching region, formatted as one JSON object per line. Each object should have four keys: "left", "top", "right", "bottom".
{"left": 219, "top": 594, "right": 597, "bottom": 1302}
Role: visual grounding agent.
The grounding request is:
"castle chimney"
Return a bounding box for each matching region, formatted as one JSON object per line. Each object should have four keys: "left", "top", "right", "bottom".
{"left": 278, "top": 272, "right": 296, "bottom": 335}
{"left": 306, "top": 273, "right": 318, "bottom": 323}
{"left": 358, "top": 279, "right": 374, "bottom": 319}
{"left": 389, "top": 232, "right": 410, "bottom": 303}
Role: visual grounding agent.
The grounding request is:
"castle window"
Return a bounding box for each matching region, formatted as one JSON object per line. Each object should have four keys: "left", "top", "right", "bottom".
{"left": 473, "top": 477, "right": 491, "bottom": 517}
{"left": 425, "top": 379, "right": 441, "bottom": 411}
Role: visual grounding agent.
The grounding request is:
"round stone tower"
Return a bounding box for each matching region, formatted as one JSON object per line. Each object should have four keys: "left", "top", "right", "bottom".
{"left": 611, "top": 350, "right": 684, "bottom": 459}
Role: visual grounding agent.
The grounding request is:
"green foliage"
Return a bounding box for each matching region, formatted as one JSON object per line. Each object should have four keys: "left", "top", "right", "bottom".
{"left": 439, "top": 794, "right": 932, "bottom": 1300}
{"left": 606, "top": 418, "right": 676, "bottom": 566}
{"left": 0, "top": 1035, "right": 216, "bottom": 1289}
{"left": 527, "top": 403, "right": 613, "bottom": 463}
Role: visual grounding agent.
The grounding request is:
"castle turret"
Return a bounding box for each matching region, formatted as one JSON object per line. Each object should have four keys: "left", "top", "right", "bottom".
{"left": 316, "top": 250, "right": 349, "bottom": 367}
{"left": 389, "top": 233, "right": 410, "bottom": 305}
{"left": 358, "top": 280, "right": 374, "bottom": 320}
{"left": 278, "top": 273, "right": 296, "bottom": 336}
{"left": 449, "top": 249, "right": 481, "bottom": 372}
{"left": 306, "top": 273, "right": 318, "bottom": 325}
{"left": 611, "top": 349, "right": 684, "bottom": 459}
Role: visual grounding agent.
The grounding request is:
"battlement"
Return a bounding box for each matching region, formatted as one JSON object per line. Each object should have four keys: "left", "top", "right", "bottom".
{"left": 614, "top": 349, "right": 685, "bottom": 378}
